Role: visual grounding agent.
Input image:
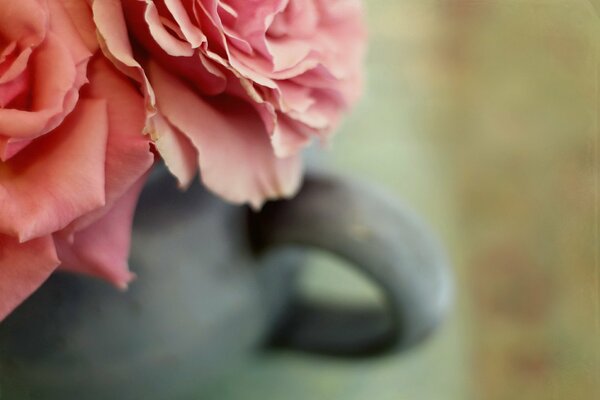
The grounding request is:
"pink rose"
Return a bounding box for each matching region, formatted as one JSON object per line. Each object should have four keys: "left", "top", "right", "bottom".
{"left": 0, "top": 1, "right": 154, "bottom": 319}
{"left": 93, "top": 0, "right": 366, "bottom": 207}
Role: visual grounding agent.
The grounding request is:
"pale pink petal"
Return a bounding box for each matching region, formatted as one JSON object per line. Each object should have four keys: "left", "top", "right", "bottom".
{"left": 0, "top": 68, "right": 29, "bottom": 107}
{"left": 265, "top": 37, "right": 312, "bottom": 72}
{"left": 47, "top": 0, "right": 93, "bottom": 66}
{"left": 0, "top": 33, "right": 78, "bottom": 140}
{"left": 0, "top": 235, "right": 59, "bottom": 321}
{"left": 55, "top": 175, "right": 147, "bottom": 288}
{"left": 149, "top": 61, "right": 302, "bottom": 208}
{"left": 0, "top": 47, "right": 32, "bottom": 85}
{"left": 0, "top": 99, "right": 109, "bottom": 241}
{"left": 277, "top": 80, "right": 315, "bottom": 113}
{"left": 272, "top": 114, "right": 312, "bottom": 158}
{"left": 143, "top": 1, "right": 194, "bottom": 57}
{"left": 0, "top": 137, "right": 33, "bottom": 161}
{"left": 63, "top": 57, "right": 154, "bottom": 233}
{"left": 152, "top": 113, "right": 198, "bottom": 189}
{"left": 87, "top": 57, "right": 154, "bottom": 206}
{"left": 0, "top": 0, "right": 47, "bottom": 47}
{"left": 92, "top": 0, "right": 156, "bottom": 109}
{"left": 164, "top": 0, "right": 206, "bottom": 47}
{"left": 54, "top": 0, "right": 100, "bottom": 53}
{"left": 269, "top": 0, "right": 318, "bottom": 38}
{"left": 121, "top": 0, "right": 227, "bottom": 96}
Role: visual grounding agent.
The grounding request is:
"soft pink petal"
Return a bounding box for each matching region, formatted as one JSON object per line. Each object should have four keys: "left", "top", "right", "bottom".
{"left": 54, "top": 0, "right": 100, "bottom": 53}
{"left": 151, "top": 113, "right": 198, "bottom": 189}
{"left": 0, "top": 99, "right": 109, "bottom": 241}
{"left": 63, "top": 57, "right": 154, "bottom": 233}
{"left": 163, "top": 0, "right": 206, "bottom": 48}
{"left": 0, "top": 0, "right": 47, "bottom": 47}
{"left": 269, "top": 0, "right": 318, "bottom": 38}
{"left": 0, "top": 33, "right": 78, "bottom": 140}
{"left": 92, "top": 0, "right": 156, "bottom": 110}
{"left": 149, "top": 61, "right": 302, "bottom": 208}
{"left": 120, "top": 0, "right": 227, "bottom": 96}
{"left": 276, "top": 80, "right": 315, "bottom": 113}
{"left": 55, "top": 175, "right": 147, "bottom": 288}
{"left": 47, "top": 0, "right": 93, "bottom": 67}
{"left": 143, "top": 1, "right": 194, "bottom": 57}
{"left": 266, "top": 37, "right": 313, "bottom": 73}
{"left": 0, "top": 47, "right": 32, "bottom": 85}
{"left": 87, "top": 56, "right": 154, "bottom": 205}
{"left": 0, "top": 1, "right": 93, "bottom": 160}
{"left": 0, "top": 235, "right": 59, "bottom": 321}
{"left": 0, "top": 68, "right": 29, "bottom": 107}
{"left": 0, "top": 137, "right": 33, "bottom": 162}
{"left": 272, "top": 114, "right": 312, "bottom": 158}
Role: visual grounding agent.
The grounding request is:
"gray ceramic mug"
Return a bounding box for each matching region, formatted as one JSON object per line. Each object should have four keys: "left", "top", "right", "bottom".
{"left": 0, "top": 169, "right": 452, "bottom": 399}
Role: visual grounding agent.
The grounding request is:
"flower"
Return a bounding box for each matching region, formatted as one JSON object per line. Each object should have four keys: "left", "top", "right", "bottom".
{"left": 0, "top": 0, "right": 366, "bottom": 320}
{"left": 0, "top": 0, "right": 154, "bottom": 320}
{"left": 93, "top": 0, "right": 366, "bottom": 208}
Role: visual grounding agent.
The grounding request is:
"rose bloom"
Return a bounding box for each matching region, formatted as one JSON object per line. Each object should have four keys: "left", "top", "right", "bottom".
{"left": 93, "top": 0, "right": 366, "bottom": 208}
{"left": 0, "top": 1, "right": 154, "bottom": 319}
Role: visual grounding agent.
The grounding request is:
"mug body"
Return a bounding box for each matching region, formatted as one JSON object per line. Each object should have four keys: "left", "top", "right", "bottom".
{"left": 0, "top": 168, "right": 454, "bottom": 398}
{"left": 0, "top": 173, "right": 300, "bottom": 399}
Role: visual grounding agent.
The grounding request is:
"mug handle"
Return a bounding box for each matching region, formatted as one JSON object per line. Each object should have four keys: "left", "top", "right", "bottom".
{"left": 247, "top": 172, "right": 453, "bottom": 357}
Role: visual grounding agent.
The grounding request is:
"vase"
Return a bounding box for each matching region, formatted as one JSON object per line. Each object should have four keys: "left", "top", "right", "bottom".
{"left": 0, "top": 168, "right": 452, "bottom": 399}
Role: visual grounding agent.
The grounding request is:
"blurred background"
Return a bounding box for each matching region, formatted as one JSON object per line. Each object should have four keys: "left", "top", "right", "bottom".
{"left": 205, "top": 1, "right": 599, "bottom": 398}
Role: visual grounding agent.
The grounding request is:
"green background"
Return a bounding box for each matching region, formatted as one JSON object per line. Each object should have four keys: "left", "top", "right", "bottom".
{"left": 205, "top": 1, "right": 599, "bottom": 399}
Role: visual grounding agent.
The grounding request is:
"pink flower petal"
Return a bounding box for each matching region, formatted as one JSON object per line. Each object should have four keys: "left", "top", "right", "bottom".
{"left": 151, "top": 113, "right": 198, "bottom": 189}
{"left": 142, "top": 1, "right": 194, "bottom": 57}
{"left": 64, "top": 57, "right": 154, "bottom": 233}
{"left": 0, "top": 0, "right": 47, "bottom": 47}
{"left": 163, "top": 0, "right": 206, "bottom": 48}
{"left": 55, "top": 175, "right": 148, "bottom": 289}
{"left": 0, "top": 47, "right": 32, "bottom": 85}
{"left": 0, "top": 33, "right": 80, "bottom": 141}
{"left": 92, "top": 0, "right": 156, "bottom": 109}
{"left": 53, "top": 0, "right": 100, "bottom": 53}
{"left": 0, "top": 234, "right": 59, "bottom": 321}
{"left": 0, "top": 68, "right": 29, "bottom": 107}
{"left": 149, "top": 61, "right": 302, "bottom": 208}
{"left": 121, "top": 0, "right": 227, "bottom": 96}
{"left": 0, "top": 99, "right": 109, "bottom": 241}
{"left": 0, "top": 137, "right": 33, "bottom": 162}
{"left": 272, "top": 114, "right": 312, "bottom": 158}
{"left": 47, "top": 0, "right": 93, "bottom": 67}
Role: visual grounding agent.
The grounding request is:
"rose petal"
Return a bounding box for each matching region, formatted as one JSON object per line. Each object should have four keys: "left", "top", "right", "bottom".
{"left": 164, "top": 0, "right": 206, "bottom": 48}
{"left": 92, "top": 0, "right": 156, "bottom": 109}
{"left": 53, "top": 0, "right": 100, "bottom": 53}
{"left": 0, "top": 0, "right": 47, "bottom": 47}
{"left": 0, "top": 137, "right": 33, "bottom": 162}
{"left": 47, "top": 0, "right": 93, "bottom": 67}
{"left": 0, "top": 33, "right": 78, "bottom": 140}
{"left": 149, "top": 61, "right": 302, "bottom": 208}
{"left": 0, "top": 47, "right": 32, "bottom": 85}
{"left": 0, "top": 68, "right": 29, "bottom": 107}
{"left": 272, "top": 114, "right": 312, "bottom": 158}
{"left": 64, "top": 57, "right": 154, "bottom": 233}
{"left": 0, "top": 234, "right": 59, "bottom": 320}
{"left": 0, "top": 99, "right": 109, "bottom": 241}
{"left": 55, "top": 175, "right": 148, "bottom": 288}
{"left": 151, "top": 113, "right": 198, "bottom": 189}
{"left": 121, "top": 0, "right": 227, "bottom": 96}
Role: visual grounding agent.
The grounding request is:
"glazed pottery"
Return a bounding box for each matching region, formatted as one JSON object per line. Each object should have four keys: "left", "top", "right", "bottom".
{"left": 0, "top": 169, "right": 452, "bottom": 399}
